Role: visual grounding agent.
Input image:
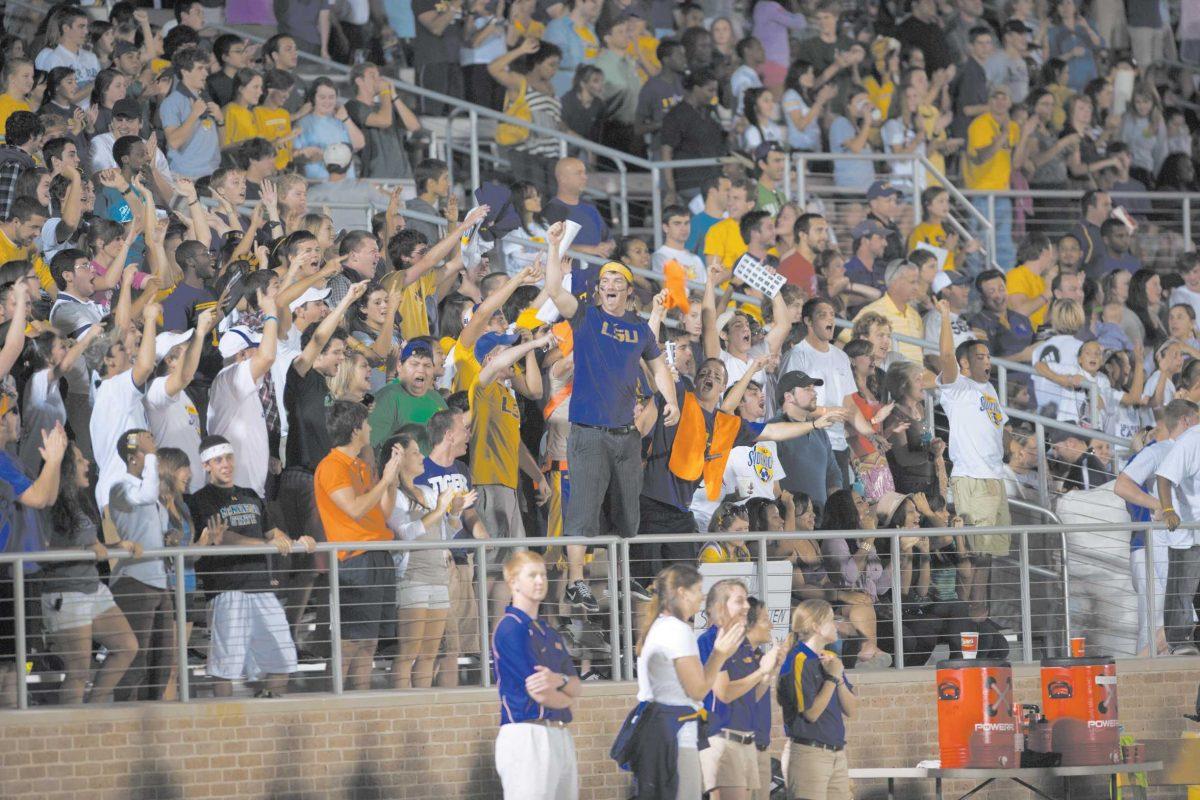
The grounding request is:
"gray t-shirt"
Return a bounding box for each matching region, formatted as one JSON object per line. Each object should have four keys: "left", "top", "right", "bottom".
{"left": 48, "top": 292, "right": 103, "bottom": 337}
{"left": 159, "top": 88, "right": 221, "bottom": 178}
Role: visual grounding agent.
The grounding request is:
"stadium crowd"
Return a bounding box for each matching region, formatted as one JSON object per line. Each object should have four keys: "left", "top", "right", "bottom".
{"left": 0, "top": 0, "right": 1198, "bottom": 795}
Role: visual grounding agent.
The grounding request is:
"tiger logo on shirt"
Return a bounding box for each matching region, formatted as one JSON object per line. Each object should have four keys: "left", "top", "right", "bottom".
{"left": 979, "top": 393, "right": 1004, "bottom": 426}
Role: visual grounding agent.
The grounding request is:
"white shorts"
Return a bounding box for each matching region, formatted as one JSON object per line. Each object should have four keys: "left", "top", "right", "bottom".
{"left": 41, "top": 583, "right": 118, "bottom": 634}
{"left": 495, "top": 723, "right": 578, "bottom": 800}
{"left": 397, "top": 582, "right": 451, "bottom": 610}
{"left": 207, "top": 591, "right": 298, "bottom": 680}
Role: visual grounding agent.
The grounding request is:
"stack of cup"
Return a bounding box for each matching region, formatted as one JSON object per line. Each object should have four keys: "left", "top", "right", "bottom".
{"left": 961, "top": 631, "right": 979, "bottom": 659}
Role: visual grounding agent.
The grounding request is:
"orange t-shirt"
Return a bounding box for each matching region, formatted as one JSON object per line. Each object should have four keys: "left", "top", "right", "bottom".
{"left": 314, "top": 448, "right": 391, "bottom": 560}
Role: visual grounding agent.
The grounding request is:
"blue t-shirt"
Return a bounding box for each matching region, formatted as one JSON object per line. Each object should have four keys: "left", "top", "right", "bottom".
{"left": 492, "top": 604, "right": 577, "bottom": 725}
{"left": 544, "top": 198, "right": 609, "bottom": 247}
{"left": 544, "top": 17, "right": 586, "bottom": 97}
{"left": 829, "top": 115, "right": 876, "bottom": 191}
{"left": 159, "top": 88, "right": 222, "bottom": 178}
{"left": 687, "top": 212, "right": 720, "bottom": 255}
{"left": 698, "top": 626, "right": 761, "bottom": 735}
{"left": 295, "top": 114, "right": 356, "bottom": 181}
{"left": 416, "top": 456, "right": 473, "bottom": 565}
{"left": 842, "top": 255, "right": 876, "bottom": 290}
{"left": 569, "top": 304, "right": 661, "bottom": 427}
{"left": 0, "top": 451, "right": 33, "bottom": 552}
{"left": 780, "top": 640, "right": 853, "bottom": 746}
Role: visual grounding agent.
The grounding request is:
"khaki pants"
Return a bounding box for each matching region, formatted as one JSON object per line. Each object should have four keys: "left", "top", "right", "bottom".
{"left": 785, "top": 741, "right": 850, "bottom": 800}
{"left": 952, "top": 476, "right": 1011, "bottom": 557}
{"left": 750, "top": 747, "right": 773, "bottom": 800}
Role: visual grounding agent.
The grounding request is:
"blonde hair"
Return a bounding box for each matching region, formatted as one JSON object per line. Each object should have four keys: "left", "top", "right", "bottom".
{"left": 787, "top": 598, "right": 835, "bottom": 651}
{"left": 329, "top": 350, "right": 369, "bottom": 400}
{"left": 704, "top": 579, "right": 748, "bottom": 629}
{"left": 853, "top": 311, "right": 891, "bottom": 341}
{"left": 636, "top": 563, "right": 702, "bottom": 656}
{"left": 503, "top": 550, "right": 544, "bottom": 583}
{"left": 1048, "top": 298, "right": 1084, "bottom": 334}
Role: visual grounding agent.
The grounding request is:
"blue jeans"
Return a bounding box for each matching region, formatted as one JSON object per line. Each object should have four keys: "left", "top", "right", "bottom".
{"left": 970, "top": 195, "right": 1015, "bottom": 270}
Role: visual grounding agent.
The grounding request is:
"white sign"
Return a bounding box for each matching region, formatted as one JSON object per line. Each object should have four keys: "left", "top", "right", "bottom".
{"left": 733, "top": 254, "right": 786, "bottom": 298}
{"left": 695, "top": 560, "right": 794, "bottom": 642}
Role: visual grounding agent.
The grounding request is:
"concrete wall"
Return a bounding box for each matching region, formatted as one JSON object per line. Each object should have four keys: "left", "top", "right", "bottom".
{"left": 2, "top": 658, "right": 1198, "bottom": 799}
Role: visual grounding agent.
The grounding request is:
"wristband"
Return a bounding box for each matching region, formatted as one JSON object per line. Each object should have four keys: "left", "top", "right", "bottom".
{"left": 263, "top": 315, "right": 278, "bottom": 324}
{"left": 1163, "top": 507, "right": 1175, "bottom": 513}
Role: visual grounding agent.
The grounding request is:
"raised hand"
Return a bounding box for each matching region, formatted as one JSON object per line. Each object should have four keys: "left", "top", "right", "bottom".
{"left": 39, "top": 423, "right": 68, "bottom": 464}
{"left": 713, "top": 622, "right": 746, "bottom": 658}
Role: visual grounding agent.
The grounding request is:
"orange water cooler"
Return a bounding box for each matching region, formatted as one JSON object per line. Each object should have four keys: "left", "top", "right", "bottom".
{"left": 1040, "top": 657, "right": 1120, "bottom": 766}
{"left": 936, "top": 659, "right": 1017, "bottom": 768}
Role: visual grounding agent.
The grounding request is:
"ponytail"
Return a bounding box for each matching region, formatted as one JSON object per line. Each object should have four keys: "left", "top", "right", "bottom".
{"left": 635, "top": 563, "right": 702, "bottom": 656}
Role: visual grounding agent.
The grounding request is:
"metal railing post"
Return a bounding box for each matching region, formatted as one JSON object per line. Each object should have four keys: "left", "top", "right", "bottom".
{"left": 622, "top": 540, "right": 634, "bottom": 681}
{"left": 1061, "top": 532, "right": 1072, "bottom": 646}
{"left": 468, "top": 108, "right": 480, "bottom": 190}
{"left": 890, "top": 535, "right": 904, "bottom": 669}
{"left": 618, "top": 164, "right": 630, "bottom": 235}
{"left": 987, "top": 194, "right": 998, "bottom": 263}
{"left": 1088, "top": 381, "right": 1100, "bottom": 428}
{"left": 607, "top": 544, "right": 621, "bottom": 677}
{"left": 14, "top": 559, "right": 25, "bottom": 709}
{"left": 174, "top": 553, "right": 189, "bottom": 702}
{"left": 328, "top": 553, "right": 343, "bottom": 694}
{"left": 478, "top": 546, "right": 491, "bottom": 687}
{"left": 1019, "top": 532, "right": 1034, "bottom": 663}
{"left": 651, "top": 167, "right": 663, "bottom": 249}
{"left": 1144, "top": 530, "right": 1157, "bottom": 659}
{"left": 783, "top": 152, "right": 792, "bottom": 201}
{"left": 911, "top": 158, "right": 922, "bottom": 226}
{"left": 998, "top": 364, "right": 1008, "bottom": 408}
{"left": 757, "top": 538, "right": 769, "bottom": 603}
{"left": 1035, "top": 421, "right": 1050, "bottom": 508}
{"left": 796, "top": 156, "right": 807, "bottom": 207}
{"left": 1185, "top": 197, "right": 1193, "bottom": 248}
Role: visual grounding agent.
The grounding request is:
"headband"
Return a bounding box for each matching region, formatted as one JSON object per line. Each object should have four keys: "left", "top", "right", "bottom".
{"left": 200, "top": 443, "right": 234, "bottom": 463}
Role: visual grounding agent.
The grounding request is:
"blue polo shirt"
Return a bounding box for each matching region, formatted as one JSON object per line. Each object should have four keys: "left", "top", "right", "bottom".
{"left": 544, "top": 198, "right": 609, "bottom": 247}
{"left": 159, "top": 86, "right": 221, "bottom": 179}
{"left": 698, "top": 626, "right": 761, "bottom": 735}
{"left": 492, "top": 605, "right": 577, "bottom": 726}
{"left": 780, "top": 641, "right": 853, "bottom": 746}
{"left": 569, "top": 304, "right": 660, "bottom": 427}
{"left": 0, "top": 451, "right": 32, "bottom": 552}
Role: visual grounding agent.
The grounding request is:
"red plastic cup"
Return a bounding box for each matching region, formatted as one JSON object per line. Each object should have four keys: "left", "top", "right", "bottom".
{"left": 1070, "top": 636, "right": 1086, "bottom": 658}
{"left": 961, "top": 631, "right": 979, "bottom": 659}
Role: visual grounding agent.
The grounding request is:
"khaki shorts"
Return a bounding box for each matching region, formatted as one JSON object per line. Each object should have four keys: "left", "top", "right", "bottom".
{"left": 442, "top": 562, "right": 480, "bottom": 660}
{"left": 700, "top": 733, "right": 761, "bottom": 792}
{"left": 952, "top": 477, "right": 1012, "bottom": 557}
{"left": 751, "top": 747, "right": 773, "bottom": 800}
{"left": 785, "top": 740, "right": 851, "bottom": 800}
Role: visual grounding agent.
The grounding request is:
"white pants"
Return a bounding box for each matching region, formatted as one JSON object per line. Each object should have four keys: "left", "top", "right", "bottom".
{"left": 1132, "top": 544, "right": 1169, "bottom": 654}
{"left": 677, "top": 747, "right": 703, "bottom": 800}
{"left": 207, "top": 591, "right": 298, "bottom": 680}
{"left": 495, "top": 723, "right": 578, "bottom": 800}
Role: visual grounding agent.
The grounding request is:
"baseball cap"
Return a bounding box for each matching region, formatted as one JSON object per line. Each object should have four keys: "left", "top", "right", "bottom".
{"left": 851, "top": 219, "right": 888, "bottom": 241}
{"left": 288, "top": 285, "right": 331, "bottom": 312}
{"left": 324, "top": 142, "right": 353, "bottom": 169}
{"left": 113, "top": 41, "right": 140, "bottom": 58}
{"left": 474, "top": 331, "right": 520, "bottom": 364}
{"left": 113, "top": 98, "right": 142, "bottom": 119}
{"left": 399, "top": 340, "right": 434, "bottom": 363}
{"left": 154, "top": 329, "right": 193, "bottom": 363}
{"left": 931, "top": 269, "right": 971, "bottom": 295}
{"left": 775, "top": 369, "right": 824, "bottom": 405}
{"left": 752, "top": 141, "right": 784, "bottom": 163}
{"left": 218, "top": 326, "right": 261, "bottom": 359}
{"left": 866, "top": 181, "right": 901, "bottom": 201}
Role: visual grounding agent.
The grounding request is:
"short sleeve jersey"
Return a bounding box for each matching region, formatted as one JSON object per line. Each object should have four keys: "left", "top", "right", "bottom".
{"left": 314, "top": 448, "right": 392, "bottom": 560}
{"left": 469, "top": 379, "right": 521, "bottom": 489}
{"left": 568, "top": 304, "right": 661, "bottom": 427}
{"left": 937, "top": 373, "right": 1007, "bottom": 480}
{"left": 492, "top": 605, "right": 577, "bottom": 725}
{"left": 284, "top": 362, "right": 334, "bottom": 471}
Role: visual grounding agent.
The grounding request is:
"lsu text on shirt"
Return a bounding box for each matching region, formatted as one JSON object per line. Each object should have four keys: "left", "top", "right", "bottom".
{"left": 568, "top": 304, "right": 660, "bottom": 428}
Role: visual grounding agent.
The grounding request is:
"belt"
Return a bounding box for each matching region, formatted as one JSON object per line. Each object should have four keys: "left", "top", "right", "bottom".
{"left": 791, "top": 736, "right": 844, "bottom": 752}
{"left": 717, "top": 730, "right": 756, "bottom": 745}
{"left": 574, "top": 422, "right": 637, "bottom": 435}
{"left": 521, "top": 718, "right": 569, "bottom": 729}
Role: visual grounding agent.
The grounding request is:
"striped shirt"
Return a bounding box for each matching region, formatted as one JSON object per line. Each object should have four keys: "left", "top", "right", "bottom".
{"left": 516, "top": 88, "right": 564, "bottom": 159}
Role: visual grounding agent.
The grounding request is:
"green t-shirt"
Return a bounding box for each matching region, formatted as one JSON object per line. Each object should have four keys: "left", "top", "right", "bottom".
{"left": 367, "top": 380, "right": 447, "bottom": 448}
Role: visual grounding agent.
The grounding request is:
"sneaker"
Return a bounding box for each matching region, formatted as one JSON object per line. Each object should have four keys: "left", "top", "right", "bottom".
{"left": 628, "top": 579, "right": 652, "bottom": 601}
{"left": 1171, "top": 644, "right": 1200, "bottom": 656}
{"left": 565, "top": 580, "right": 600, "bottom": 613}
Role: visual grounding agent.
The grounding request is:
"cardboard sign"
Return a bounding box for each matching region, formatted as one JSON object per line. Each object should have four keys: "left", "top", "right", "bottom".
{"left": 733, "top": 253, "right": 785, "bottom": 297}
{"left": 695, "top": 560, "right": 794, "bottom": 643}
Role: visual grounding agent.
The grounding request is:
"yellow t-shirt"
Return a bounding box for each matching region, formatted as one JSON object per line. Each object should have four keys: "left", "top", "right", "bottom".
{"left": 630, "top": 34, "right": 661, "bottom": 84}
{"left": 908, "top": 221, "right": 956, "bottom": 273}
{"left": 452, "top": 342, "right": 481, "bottom": 395}
{"left": 917, "top": 103, "right": 946, "bottom": 186}
{"left": 964, "top": 112, "right": 1019, "bottom": 191}
{"left": 698, "top": 541, "right": 750, "bottom": 563}
{"left": 863, "top": 76, "right": 895, "bottom": 119}
{"left": 578, "top": 25, "right": 599, "bottom": 59}
{"left": 1006, "top": 264, "right": 1048, "bottom": 329}
{"left": 0, "top": 228, "right": 50, "bottom": 292}
{"left": 469, "top": 379, "right": 521, "bottom": 488}
{"left": 704, "top": 217, "right": 747, "bottom": 270}
{"left": 222, "top": 102, "right": 260, "bottom": 147}
{"left": 512, "top": 19, "right": 546, "bottom": 39}
{"left": 382, "top": 270, "right": 437, "bottom": 340}
{"left": 253, "top": 105, "right": 292, "bottom": 170}
{"left": 0, "top": 94, "right": 31, "bottom": 144}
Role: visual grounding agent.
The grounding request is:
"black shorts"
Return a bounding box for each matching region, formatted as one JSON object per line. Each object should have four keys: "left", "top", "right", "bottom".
{"left": 337, "top": 550, "right": 395, "bottom": 642}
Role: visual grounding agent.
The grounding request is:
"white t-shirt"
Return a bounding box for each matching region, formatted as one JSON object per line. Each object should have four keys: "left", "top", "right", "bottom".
{"left": 784, "top": 338, "right": 856, "bottom": 452}
{"left": 690, "top": 440, "right": 786, "bottom": 532}
{"left": 1170, "top": 285, "right": 1200, "bottom": 324}
{"left": 144, "top": 375, "right": 205, "bottom": 493}
{"left": 1032, "top": 334, "right": 1082, "bottom": 417}
{"left": 937, "top": 372, "right": 1007, "bottom": 480}
{"left": 923, "top": 308, "right": 975, "bottom": 349}
{"left": 719, "top": 343, "right": 768, "bottom": 388}
{"left": 729, "top": 65, "right": 762, "bottom": 119}
{"left": 207, "top": 360, "right": 268, "bottom": 496}
{"left": 90, "top": 131, "right": 174, "bottom": 180}
{"left": 636, "top": 614, "right": 701, "bottom": 748}
{"left": 1049, "top": 364, "right": 1110, "bottom": 425}
{"left": 1123, "top": 438, "right": 1194, "bottom": 548}
{"left": 1154, "top": 425, "right": 1200, "bottom": 546}
{"left": 91, "top": 368, "right": 149, "bottom": 510}
{"left": 35, "top": 46, "right": 101, "bottom": 107}
{"left": 652, "top": 245, "right": 707, "bottom": 286}
{"left": 272, "top": 326, "right": 303, "bottom": 440}
{"left": 39, "top": 218, "right": 71, "bottom": 263}
{"left": 1142, "top": 370, "right": 1176, "bottom": 412}
{"left": 19, "top": 369, "right": 67, "bottom": 473}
